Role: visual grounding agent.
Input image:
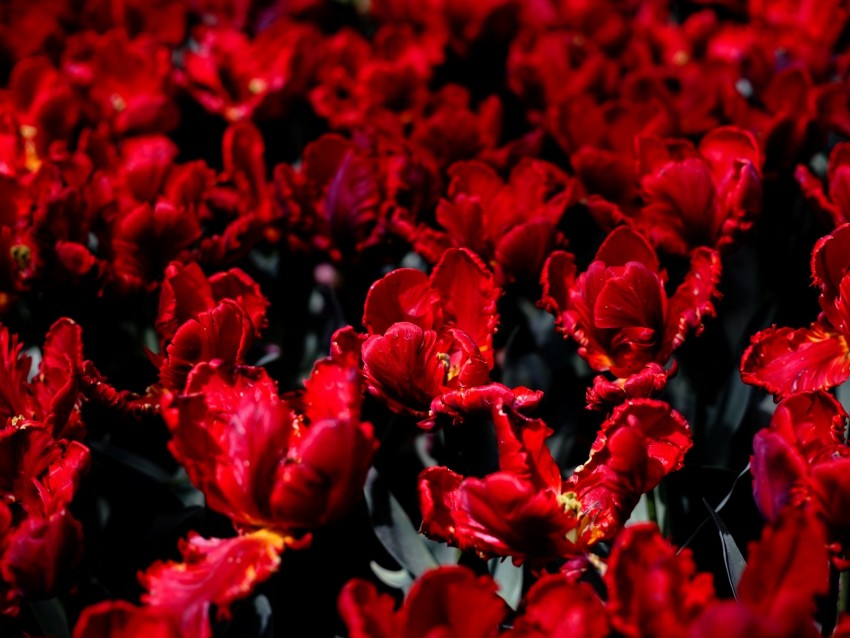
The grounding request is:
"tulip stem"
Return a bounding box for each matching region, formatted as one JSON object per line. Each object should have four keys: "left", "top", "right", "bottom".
{"left": 840, "top": 570, "right": 850, "bottom": 616}
{"left": 646, "top": 488, "right": 659, "bottom": 527}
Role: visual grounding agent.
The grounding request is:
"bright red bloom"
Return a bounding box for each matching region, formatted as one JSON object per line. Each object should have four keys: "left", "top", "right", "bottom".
{"left": 407, "top": 159, "right": 579, "bottom": 284}
{"left": 563, "top": 399, "right": 692, "bottom": 545}
{"left": 796, "top": 142, "right": 850, "bottom": 228}
{"left": 62, "top": 29, "right": 178, "bottom": 135}
{"left": 111, "top": 201, "right": 202, "bottom": 292}
{"left": 419, "top": 465, "right": 578, "bottom": 566}
{"left": 156, "top": 299, "right": 253, "bottom": 392}
{"left": 605, "top": 524, "right": 716, "bottom": 638}
{"left": 0, "top": 56, "right": 80, "bottom": 168}
{"left": 541, "top": 226, "right": 721, "bottom": 395}
{"left": 361, "top": 247, "right": 499, "bottom": 419}
{"left": 85, "top": 122, "right": 268, "bottom": 278}
{"left": 273, "top": 134, "right": 389, "bottom": 261}
{"left": 309, "top": 26, "right": 436, "bottom": 132}
{"left": 73, "top": 600, "right": 181, "bottom": 638}
{"left": 750, "top": 391, "right": 850, "bottom": 563}
{"left": 339, "top": 566, "right": 506, "bottom": 638}
{"left": 162, "top": 331, "right": 377, "bottom": 533}
{"left": 362, "top": 323, "right": 490, "bottom": 418}
{"left": 156, "top": 261, "right": 269, "bottom": 344}
{"left": 78, "top": 333, "right": 376, "bottom": 636}
{"left": 0, "top": 423, "right": 90, "bottom": 615}
{"left": 73, "top": 531, "right": 285, "bottom": 638}
{"left": 194, "top": 121, "right": 274, "bottom": 267}
{"left": 547, "top": 96, "right": 656, "bottom": 211}
{"left": 0, "top": 317, "right": 87, "bottom": 439}
{"left": 634, "top": 127, "right": 762, "bottom": 256}
{"left": 175, "top": 20, "right": 317, "bottom": 121}
{"left": 427, "top": 382, "right": 543, "bottom": 428}
{"left": 505, "top": 574, "right": 608, "bottom": 638}
{"left": 741, "top": 223, "right": 850, "bottom": 397}
{"left": 419, "top": 399, "right": 691, "bottom": 564}
{"left": 691, "top": 507, "right": 829, "bottom": 638}
{"left": 90, "top": 134, "right": 182, "bottom": 207}
{"left": 585, "top": 363, "right": 671, "bottom": 411}
{"left": 408, "top": 87, "right": 523, "bottom": 171}
{"left": 419, "top": 403, "right": 576, "bottom": 565}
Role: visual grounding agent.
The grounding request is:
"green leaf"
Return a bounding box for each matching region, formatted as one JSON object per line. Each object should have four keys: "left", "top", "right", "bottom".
{"left": 703, "top": 499, "right": 746, "bottom": 597}
{"left": 364, "top": 468, "right": 459, "bottom": 578}
{"left": 490, "top": 558, "right": 523, "bottom": 610}
{"left": 370, "top": 561, "right": 415, "bottom": 591}
{"left": 30, "top": 598, "right": 69, "bottom": 638}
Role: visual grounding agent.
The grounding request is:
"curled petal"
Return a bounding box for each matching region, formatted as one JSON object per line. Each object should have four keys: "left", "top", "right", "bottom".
{"left": 740, "top": 323, "right": 850, "bottom": 398}
{"left": 1, "top": 509, "right": 84, "bottom": 605}
{"left": 159, "top": 300, "right": 253, "bottom": 392}
{"left": 400, "top": 566, "right": 506, "bottom": 637}
{"left": 798, "top": 164, "right": 846, "bottom": 227}
{"left": 419, "top": 467, "right": 577, "bottom": 565}
{"left": 810, "top": 460, "right": 850, "bottom": 540}
{"left": 362, "top": 323, "right": 489, "bottom": 417}
{"left": 38, "top": 318, "right": 85, "bottom": 437}
{"left": 362, "top": 324, "right": 451, "bottom": 416}
{"left": 269, "top": 418, "right": 377, "bottom": 530}
{"left": 606, "top": 524, "right": 715, "bottom": 638}
{"left": 491, "top": 408, "right": 561, "bottom": 493}
{"left": 797, "top": 143, "right": 850, "bottom": 228}
{"left": 593, "top": 262, "right": 665, "bottom": 335}
{"left": 418, "top": 466, "right": 463, "bottom": 545}
{"left": 662, "top": 247, "right": 722, "bottom": 359}
{"left": 302, "top": 354, "right": 363, "bottom": 426}
{"left": 111, "top": 202, "right": 201, "bottom": 291}
{"left": 508, "top": 575, "right": 608, "bottom": 638}
{"left": 299, "top": 326, "right": 365, "bottom": 425}
{"left": 338, "top": 579, "right": 399, "bottom": 638}
{"left": 208, "top": 268, "right": 269, "bottom": 337}
{"left": 595, "top": 226, "right": 660, "bottom": 271}
{"left": 769, "top": 391, "right": 849, "bottom": 463}
{"left": 567, "top": 400, "right": 692, "bottom": 543}
{"left": 737, "top": 507, "right": 829, "bottom": 624}
{"left": 430, "top": 248, "right": 500, "bottom": 367}
{"left": 73, "top": 601, "right": 181, "bottom": 638}
{"left": 639, "top": 158, "right": 717, "bottom": 255}
{"left": 157, "top": 262, "right": 216, "bottom": 344}
{"left": 164, "top": 363, "right": 293, "bottom": 528}
{"left": 494, "top": 219, "right": 558, "bottom": 283}
{"left": 54, "top": 241, "right": 96, "bottom": 276}
{"left": 698, "top": 126, "right": 761, "bottom": 182}
{"left": 341, "top": 566, "right": 506, "bottom": 638}
{"left": 539, "top": 250, "right": 576, "bottom": 332}
{"left": 811, "top": 223, "right": 850, "bottom": 330}
{"left": 158, "top": 262, "right": 269, "bottom": 344}
{"left": 586, "top": 363, "right": 672, "bottom": 410}
{"left": 751, "top": 430, "right": 810, "bottom": 522}
{"left": 362, "top": 268, "right": 440, "bottom": 336}
{"left": 140, "top": 531, "right": 286, "bottom": 638}
{"left": 0, "top": 425, "right": 90, "bottom": 513}
{"left": 428, "top": 383, "right": 542, "bottom": 427}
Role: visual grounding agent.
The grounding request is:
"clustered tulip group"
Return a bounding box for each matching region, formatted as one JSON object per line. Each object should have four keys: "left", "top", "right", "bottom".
{"left": 1, "top": 0, "right": 850, "bottom": 636}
